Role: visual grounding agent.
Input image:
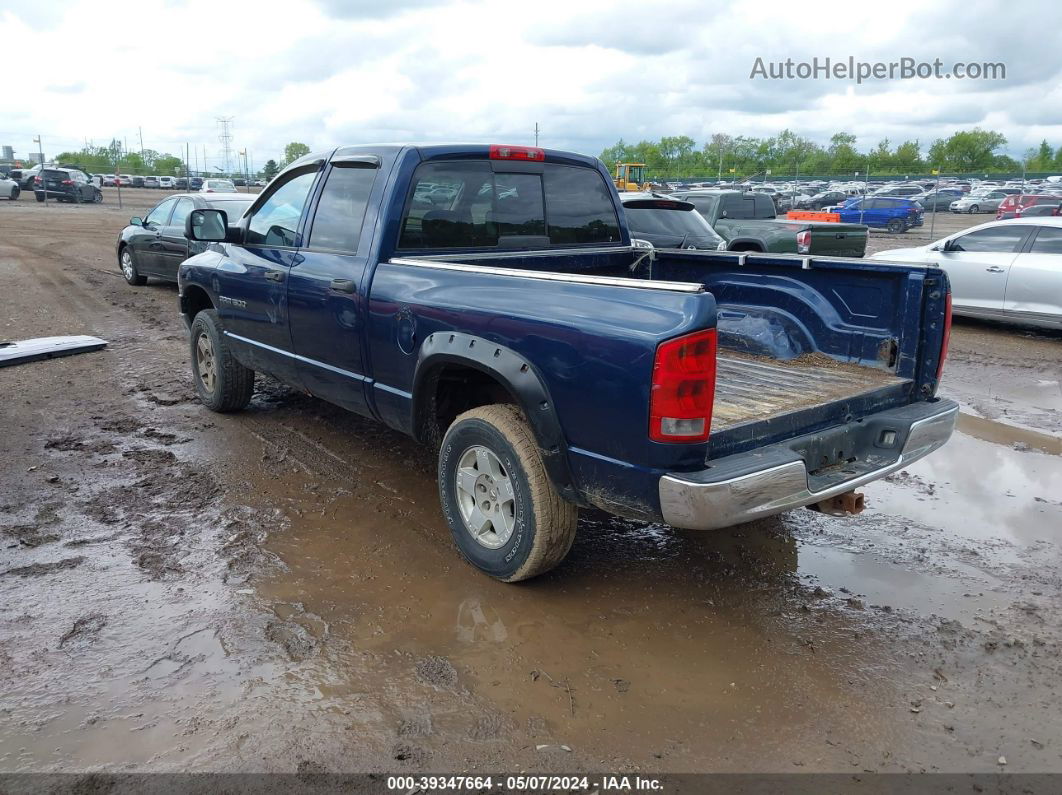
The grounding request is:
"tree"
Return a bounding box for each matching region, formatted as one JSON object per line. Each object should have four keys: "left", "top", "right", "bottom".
{"left": 262, "top": 159, "right": 280, "bottom": 180}
{"left": 282, "top": 142, "right": 310, "bottom": 166}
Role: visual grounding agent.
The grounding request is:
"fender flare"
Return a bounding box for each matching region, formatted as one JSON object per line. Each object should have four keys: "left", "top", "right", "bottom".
{"left": 412, "top": 331, "right": 584, "bottom": 506}
{"left": 726, "top": 238, "right": 766, "bottom": 252}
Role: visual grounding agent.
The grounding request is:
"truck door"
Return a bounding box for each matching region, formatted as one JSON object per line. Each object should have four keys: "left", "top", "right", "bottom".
{"left": 287, "top": 155, "right": 382, "bottom": 416}
{"left": 212, "top": 166, "right": 320, "bottom": 380}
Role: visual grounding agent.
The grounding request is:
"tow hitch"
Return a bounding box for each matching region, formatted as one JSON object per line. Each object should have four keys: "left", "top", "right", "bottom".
{"left": 809, "top": 491, "right": 865, "bottom": 516}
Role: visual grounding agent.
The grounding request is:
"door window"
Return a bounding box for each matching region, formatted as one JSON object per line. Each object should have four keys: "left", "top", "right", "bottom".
{"left": 1028, "top": 226, "right": 1062, "bottom": 255}
{"left": 308, "top": 165, "right": 378, "bottom": 253}
{"left": 246, "top": 170, "right": 318, "bottom": 247}
{"left": 949, "top": 226, "right": 1030, "bottom": 253}
{"left": 169, "top": 198, "right": 195, "bottom": 230}
{"left": 145, "top": 199, "right": 176, "bottom": 226}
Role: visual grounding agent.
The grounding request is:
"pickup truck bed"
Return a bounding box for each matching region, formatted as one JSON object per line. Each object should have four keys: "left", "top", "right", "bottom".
{"left": 712, "top": 354, "right": 907, "bottom": 432}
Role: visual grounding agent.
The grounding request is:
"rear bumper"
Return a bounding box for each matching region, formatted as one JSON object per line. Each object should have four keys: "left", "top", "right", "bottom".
{"left": 658, "top": 399, "right": 958, "bottom": 530}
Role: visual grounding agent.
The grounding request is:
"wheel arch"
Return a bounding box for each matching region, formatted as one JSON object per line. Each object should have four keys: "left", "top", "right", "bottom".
{"left": 727, "top": 239, "right": 765, "bottom": 252}
{"left": 179, "top": 283, "right": 216, "bottom": 322}
{"left": 411, "top": 332, "right": 583, "bottom": 506}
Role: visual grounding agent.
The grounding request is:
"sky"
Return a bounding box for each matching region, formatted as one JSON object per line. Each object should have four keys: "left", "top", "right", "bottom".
{"left": 1, "top": 0, "right": 1059, "bottom": 170}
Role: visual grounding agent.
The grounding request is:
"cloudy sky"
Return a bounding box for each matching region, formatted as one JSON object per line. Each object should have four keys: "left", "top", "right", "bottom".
{"left": 1, "top": 0, "right": 1059, "bottom": 169}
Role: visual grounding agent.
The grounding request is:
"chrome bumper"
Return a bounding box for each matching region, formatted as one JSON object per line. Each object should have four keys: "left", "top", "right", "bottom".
{"left": 659, "top": 401, "right": 958, "bottom": 531}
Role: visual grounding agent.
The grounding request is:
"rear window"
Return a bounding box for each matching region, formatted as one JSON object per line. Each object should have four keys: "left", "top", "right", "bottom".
{"left": 623, "top": 203, "right": 722, "bottom": 242}
{"left": 42, "top": 169, "right": 67, "bottom": 179}
{"left": 207, "top": 198, "right": 253, "bottom": 220}
{"left": 398, "top": 161, "right": 619, "bottom": 250}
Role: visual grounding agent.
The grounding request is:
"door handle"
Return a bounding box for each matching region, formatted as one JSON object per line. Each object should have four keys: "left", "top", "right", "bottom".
{"left": 265, "top": 270, "right": 285, "bottom": 282}
{"left": 329, "top": 278, "right": 356, "bottom": 294}
{"left": 985, "top": 266, "right": 1006, "bottom": 273}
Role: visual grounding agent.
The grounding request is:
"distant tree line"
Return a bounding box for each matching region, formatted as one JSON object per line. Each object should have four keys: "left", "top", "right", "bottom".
{"left": 598, "top": 129, "right": 1062, "bottom": 179}
{"left": 45, "top": 140, "right": 311, "bottom": 178}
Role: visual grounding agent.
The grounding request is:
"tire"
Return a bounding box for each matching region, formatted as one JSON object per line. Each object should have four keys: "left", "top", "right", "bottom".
{"left": 438, "top": 404, "right": 577, "bottom": 582}
{"left": 35, "top": 194, "right": 44, "bottom": 202}
{"left": 189, "top": 309, "right": 254, "bottom": 412}
{"left": 119, "top": 246, "right": 147, "bottom": 286}
{"left": 968, "top": 205, "right": 978, "bottom": 214}
{"left": 886, "top": 218, "right": 905, "bottom": 233}
{"left": 9, "top": 186, "right": 18, "bottom": 200}
{"left": 93, "top": 189, "right": 102, "bottom": 203}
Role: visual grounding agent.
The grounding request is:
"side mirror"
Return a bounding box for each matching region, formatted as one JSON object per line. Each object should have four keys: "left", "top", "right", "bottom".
{"left": 185, "top": 208, "right": 229, "bottom": 241}
{"left": 130, "top": 216, "right": 143, "bottom": 227}
{"left": 631, "top": 238, "right": 655, "bottom": 250}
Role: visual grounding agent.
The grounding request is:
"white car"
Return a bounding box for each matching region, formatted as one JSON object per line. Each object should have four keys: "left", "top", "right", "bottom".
{"left": 159, "top": 176, "right": 175, "bottom": 189}
{"left": 1, "top": 174, "right": 19, "bottom": 200}
{"left": 200, "top": 179, "right": 236, "bottom": 193}
{"left": 872, "top": 218, "right": 1062, "bottom": 329}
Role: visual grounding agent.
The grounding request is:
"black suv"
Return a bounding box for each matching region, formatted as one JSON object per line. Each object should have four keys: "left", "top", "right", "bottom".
{"left": 34, "top": 167, "right": 103, "bottom": 203}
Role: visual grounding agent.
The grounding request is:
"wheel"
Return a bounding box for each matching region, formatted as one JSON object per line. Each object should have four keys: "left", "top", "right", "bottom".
{"left": 9, "top": 186, "right": 18, "bottom": 200}
{"left": 119, "top": 247, "right": 147, "bottom": 286}
{"left": 886, "top": 218, "right": 905, "bottom": 233}
{"left": 35, "top": 194, "right": 44, "bottom": 202}
{"left": 93, "top": 189, "right": 102, "bottom": 203}
{"left": 189, "top": 309, "right": 255, "bottom": 412}
{"left": 439, "top": 404, "right": 578, "bottom": 582}
{"left": 968, "top": 205, "right": 979, "bottom": 214}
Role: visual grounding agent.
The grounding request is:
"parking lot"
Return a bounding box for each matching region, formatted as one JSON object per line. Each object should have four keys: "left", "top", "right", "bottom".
{"left": 1, "top": 192, "right": 1060, "bottom": 774}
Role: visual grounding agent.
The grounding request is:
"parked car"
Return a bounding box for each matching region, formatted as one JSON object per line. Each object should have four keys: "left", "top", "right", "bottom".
{"left": 116, "top": 193, "right": 254, "bottom": 285}
{"left": 618, "top": 193, "right": 726, "bottom": 250}
{"left": 873, "top": 218, "right": 1062, "bottom": 329}
{"left": 200, "top": 178, "right": 236, "bottom": 193}
{"left": 174, "top": 177, "right": 188, "bottom": 189}
{"left": 950, "top": 190, "right": 1010, "bottom": 214}
{"left": 830, "top": 197, "right": 923, "bottom": 232}
{"left": 669, "top": 189, "right": 868, "bottom": 256}
{"left": 233, "top": 177, "right": 247, "bottom": 186}
{"left": 176, "top": 143, "right": 955, "bottom": 582}
{"left": 253, "top": 179, "right": 266, "bottom": 187}
{"left": 1015, "top": 203, "right": 1062, "bottom": 218}
{"left": 118, "top": 174, "right": 134, "bottom": 186}
{"left": 131, "top": 176, "right": 145, "bottom": 188}
{"left": 33, "top": 167, "right": 102, "bottom": 203}
{"left": 102, "top": 175, "right": 118, "bottom": 187}
{"left": 144, "top": 176, "right": 160, "bottom": 189}
{"left": 17, "top": 164, "right": 43, "bottom": 189}
{"left": 159, "top": 176, "right": 176, "bottom": 189}
{"left": 797, "top": 190, "right": 848, "bottom": 210}
{"left": 995, "top": 194, "right": 1057, "bottom": 220}
{"left": 189, "top": 177, "right": 204, "bottom": 190}
{"left": 1, "top": 173, "right": 19, "bottom": 200}
{"left": 873, "top": 185, "right": 924, "bottom": 198}
{"left": 911, "top": 190, "right": 963, "bottom": 211}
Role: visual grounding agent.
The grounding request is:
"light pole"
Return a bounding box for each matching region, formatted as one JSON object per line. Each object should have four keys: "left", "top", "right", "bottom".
{"left": 33, "top": 135, "right": 45, "bottom": 205}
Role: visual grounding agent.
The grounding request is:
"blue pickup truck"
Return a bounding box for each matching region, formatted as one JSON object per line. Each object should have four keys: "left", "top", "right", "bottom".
{"left": 177, "top": 143, "right": 957, "bottom": 582}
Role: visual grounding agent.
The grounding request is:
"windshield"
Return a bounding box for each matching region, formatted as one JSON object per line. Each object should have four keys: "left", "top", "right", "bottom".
{"left": 624, "top": 205, "right": 723, "bottom": 244}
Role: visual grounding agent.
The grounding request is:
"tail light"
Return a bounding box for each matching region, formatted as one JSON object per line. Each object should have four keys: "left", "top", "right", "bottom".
{"left": 796, "top": 230, "right": 811, "bottom": 254}
{"left": 34, "top": 176, "right": 41, "bottom": 185}
{"left": 649, "top": 329, "right": 717, "bottom": 443}
{"left": 489, "top": 144, "right": 545, "bottom": 162}
{"left": 61, "top": 179, "right": 73, "bottom": 185}
{"left": 937, "top": 291, "right": 952, "bottom": 383}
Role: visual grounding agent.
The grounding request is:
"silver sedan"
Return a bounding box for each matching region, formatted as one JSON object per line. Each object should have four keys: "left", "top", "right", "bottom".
{"left": 871, "top": 218, "right": 1062, "bottom": 329}
{"left": 949, "top": 190, "right": 1010, "bottom": 214}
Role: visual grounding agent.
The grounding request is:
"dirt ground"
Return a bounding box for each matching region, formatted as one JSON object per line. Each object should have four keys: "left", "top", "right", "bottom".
{"left": 1, "top": 192, "right": 1060, "bottom": 775}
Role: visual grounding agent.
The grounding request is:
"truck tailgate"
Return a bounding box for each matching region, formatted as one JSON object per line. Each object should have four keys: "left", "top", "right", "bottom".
{"left": 803, "top": 221, "right": 867, "bottom": 257}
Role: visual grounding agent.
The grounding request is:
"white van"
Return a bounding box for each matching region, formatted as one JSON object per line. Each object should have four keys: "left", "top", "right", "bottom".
{"left": 159, "top": 176, "right": 175, "bottom": 189}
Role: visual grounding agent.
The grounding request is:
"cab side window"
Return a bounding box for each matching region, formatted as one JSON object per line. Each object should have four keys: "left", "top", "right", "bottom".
{"left": 246, "top": 170, "right": 318, "bottom": 247}
{"left": 308, "top": 165, "right": 378, "bottom": 253}
{"left": 145, "top": 199, "right": 176, "bottom": 226}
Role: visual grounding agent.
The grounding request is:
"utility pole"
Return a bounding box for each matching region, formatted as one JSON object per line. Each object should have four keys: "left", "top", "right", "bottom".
{"left": 138, "top": 126, "right": 144, "bottom": 157}
{"left": 33, "top": 135, "right": 45, "bottom": 205}
{"left": 534, "top": 122, "right": 539, "bottom": 147}
{"left": 217, "top": 117, "right": 234, "bottom": 175}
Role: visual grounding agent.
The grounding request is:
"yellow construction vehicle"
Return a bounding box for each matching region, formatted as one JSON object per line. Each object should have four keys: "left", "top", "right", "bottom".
{"left": 613, "top": 162, "right": 650, "bottom": 192}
